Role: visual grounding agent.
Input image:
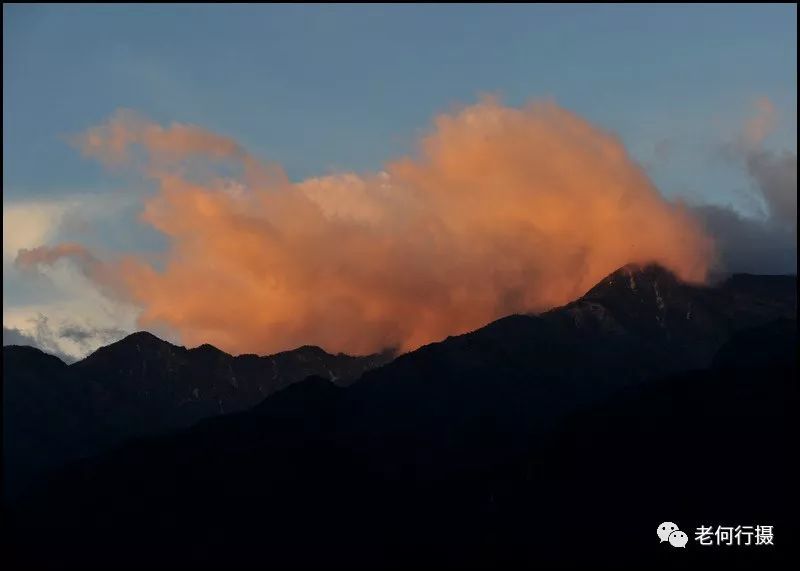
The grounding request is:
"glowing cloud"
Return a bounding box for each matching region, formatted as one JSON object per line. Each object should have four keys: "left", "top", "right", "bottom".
{"left": 36, "top": 99, "right": 714, "bottom": 355}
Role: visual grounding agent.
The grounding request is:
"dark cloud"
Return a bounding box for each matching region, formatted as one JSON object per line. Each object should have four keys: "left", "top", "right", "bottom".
{"left": 58, "top": 324, "right": 128, "bottom": 348}
{"left": 693, "top": 205, "right": 796, "bottom": 275}
{"left": 700, "top": 99, "right": 797, "bottom": 276}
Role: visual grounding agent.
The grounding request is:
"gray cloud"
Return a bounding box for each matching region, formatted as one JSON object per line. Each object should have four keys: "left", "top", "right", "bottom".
{"left": 58, "top": 323, "right": 128, "bottom": 349}
{"left": 2, "top": 317, "right": 129, "bottom": 363}
{"left": 697, "top": 150, "right": 797, "bottom": 276}
{"left": 699, "top": 100, "right": 797, "bottom": 276}
{"left": 745, "top": 149, "right": 797, "bottom": 229}
{"left": 3, "top": 323, "right": 75, "bottom": 363}
{"left": 694, "top": 204, "right": 796, "bottom": 275}
{"left": 3, "top": 326, "right": 38, "bottom": 347}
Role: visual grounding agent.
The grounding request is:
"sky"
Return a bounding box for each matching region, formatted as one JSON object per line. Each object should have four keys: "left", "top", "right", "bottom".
{"left": 3, "top": 4, "right": 797, "bottom": 360}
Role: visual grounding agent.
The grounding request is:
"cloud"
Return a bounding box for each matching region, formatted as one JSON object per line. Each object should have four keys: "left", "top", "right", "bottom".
{"left": 2, "top": 315, "right": 129, "bottom": 363}
{"left": 27, "top": 98, "right": 715, "bottom": 356}
{"left": 4, "top": 192, "right": 147, "bottom": 306}
{"left": 3, "top": 193, "right": 141, "bottom": 266}
{"left": 4, "top": 256, "right": 139, "bottom": 360}
{"left": 3, "top": 321, "right": 75, "bottom": 363}
{"left": 11, "top": 316, "right": 71, "bottom": 360}
{"left": 693, "top": 204, "right": 796, "bottom": 275}
{"left": 3, "top": 193, "right": 142, "bottom": 360}
{"left": 740, "top": 96, "right": 797, "bottom": 229}
{"left": 3, "top": 324, "right": 80, "bottom": 364}
{"left": 742, "top": 97, "right": 777, "bottom": 148}
{"left": 3, "top": 325, "right": 38, "bottom": 347}
{"left": 15, "top": 242, "right": 99, "bottom": 272}
{"left": 745, "top": 148, "right": 797, "bottom": 229}
{"left": 58, "top": 323, "right": 128, "bottom": 347}
{"left": 3, "top": 201, "right": 68, "bottom": 265}
{"left": 698, "top": 97, "right": 797, "bottom": 275}
{"left": 73, "top": 109, "right": 246, "bottom": 168}
{"left": 14, "top": 242, "right": 131, "bottom": 303}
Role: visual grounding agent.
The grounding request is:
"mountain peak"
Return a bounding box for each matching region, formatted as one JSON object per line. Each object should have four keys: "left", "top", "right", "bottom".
{"left": 608, "top": 262, "right": 679, "bottom": 283}
{"left": 119, "top": 330, "right": 169, "bottom": 345}
{"left": 272, "top": 345, "right": 330, "bottom": 359}
{"left": 3, "top": 344, "right": 69, "bottom": 368}
{"left": 582, "top": 263, "right": 681, "bottom": 301}
{"left": 106, "top": 330, "right": 179, "bottom": 353}
{"left": 76, "top": 330, "right": 178, "bottom": 366}
{"left": 539, "top": 263, "right": 698, "bottom": 339}
{"left": 189, "top": 343, "right": 229, "bottom": 357}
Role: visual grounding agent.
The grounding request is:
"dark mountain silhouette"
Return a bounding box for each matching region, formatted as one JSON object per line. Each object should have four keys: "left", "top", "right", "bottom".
{"left": 468, "top": 317, "right": 797, "bottom": 569}
{"left": 4, "top": 264, "right": 796, "bottom": 570}
{"left": 332, "top": 264, "right": 796, "bottom": 480}
{"left": 2, "top": 334, "right": 394, "bottom": 498}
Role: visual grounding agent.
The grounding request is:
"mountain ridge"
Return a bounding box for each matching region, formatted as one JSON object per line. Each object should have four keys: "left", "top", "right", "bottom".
{"left": 6, "top": 264, "right": 795, "bottom": 366}
{"left": 3, "top": 264, "right": 796, "bottom": 500}
{"left": 3, "top": 331, "right": 394, "bottom": 499}
{"left": 8, "top": 316, "right": 795, "bottom": 570}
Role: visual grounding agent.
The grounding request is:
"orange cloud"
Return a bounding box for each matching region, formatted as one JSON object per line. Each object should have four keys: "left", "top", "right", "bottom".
{"left": 74, "top": 109, "right": 246, "bottom": 168}
{"left": 56, "top": 98, "right": 714, "bottom": 355}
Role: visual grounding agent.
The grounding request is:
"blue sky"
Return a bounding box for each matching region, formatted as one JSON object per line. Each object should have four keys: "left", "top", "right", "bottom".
{"left": 4, "top": 4, "right": 796, "bottom": 194}
{"left": 3, "top": 4, "right": 797, "bottom": 358}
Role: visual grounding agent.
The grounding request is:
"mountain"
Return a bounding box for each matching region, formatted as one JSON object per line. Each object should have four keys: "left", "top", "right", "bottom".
{"left": 468, "top": 317, "right": 797, "bottom": 569}
{"left": 2, "top": 334, "right": 393, "bottom": 498}
{"left": 7, "top": 321, "right": 795, "bottom": 570}
{"left": 545, "top": 264, "right": 796, "bottom": 367}
{"left": 4, "top": 265, "right": 795, "bottom": 570}
{"left": 333, "top": 264, "right": 795, "bottom": 479}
